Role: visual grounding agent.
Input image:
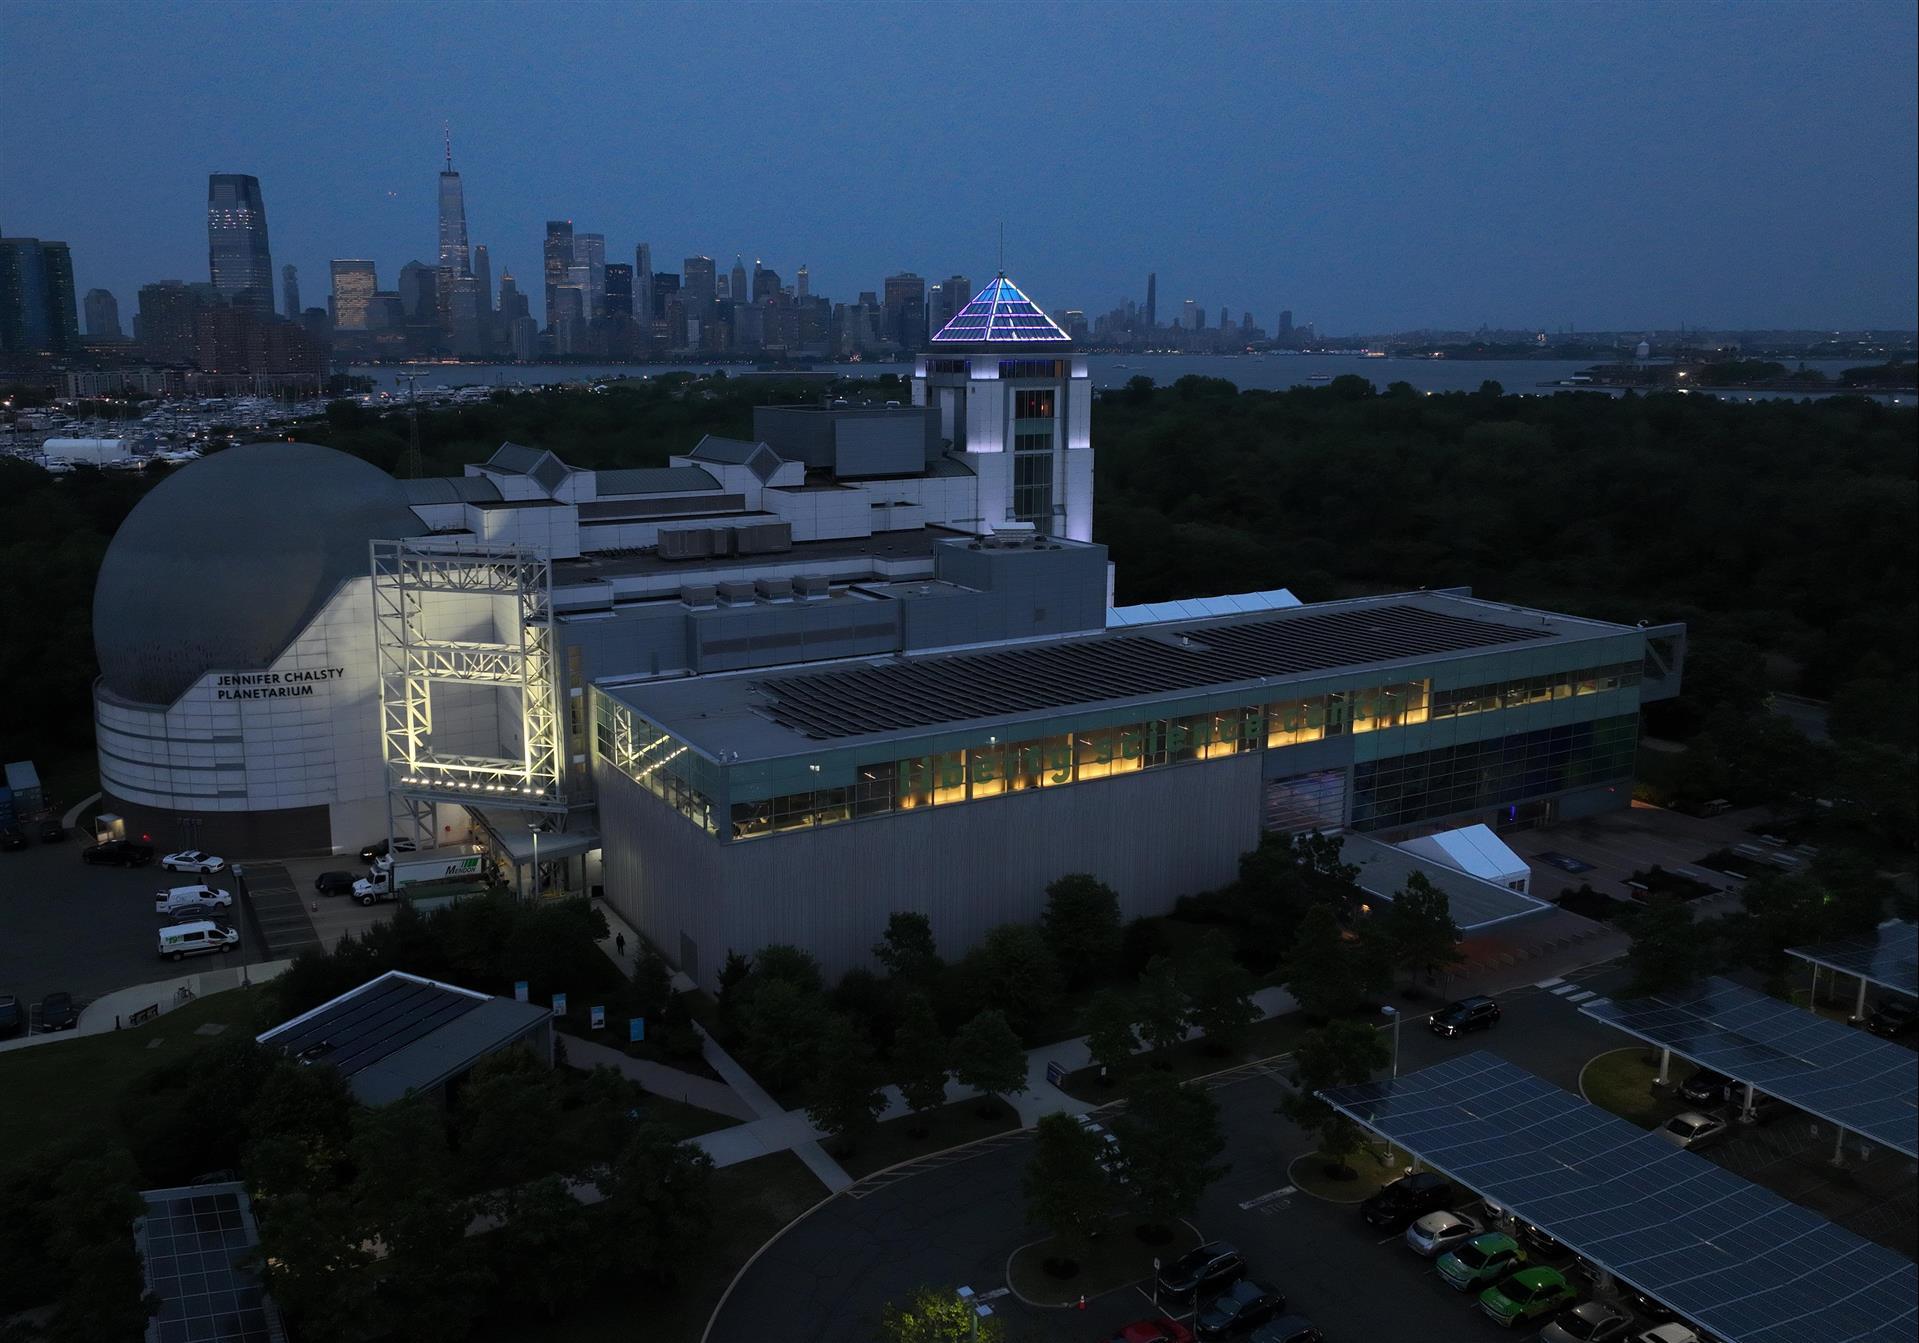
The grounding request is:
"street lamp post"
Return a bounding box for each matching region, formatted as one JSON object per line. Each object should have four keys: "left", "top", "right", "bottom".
{"left": 232, "top": 864, "right": 251, "bottom": 988}
{"left": 528, "top": 823, "right": 541, "bottom": 900}
{"left": 1381, "top": 1004, "right": 1402, "bottom": 1167}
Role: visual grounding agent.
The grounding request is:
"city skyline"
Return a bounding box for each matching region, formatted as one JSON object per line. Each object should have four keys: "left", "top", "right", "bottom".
{"left": 3, "top": 0, "right": 1914, "bottom": 334}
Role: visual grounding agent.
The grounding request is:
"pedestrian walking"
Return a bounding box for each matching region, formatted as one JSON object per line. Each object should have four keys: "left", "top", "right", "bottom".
{"left": 615, "top": 932, "right": 626, "bottom": 958}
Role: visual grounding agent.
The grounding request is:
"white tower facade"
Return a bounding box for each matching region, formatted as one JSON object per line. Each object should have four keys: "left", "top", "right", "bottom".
{"left": 912, "top": 276, "right": 1093, "bottom": 542}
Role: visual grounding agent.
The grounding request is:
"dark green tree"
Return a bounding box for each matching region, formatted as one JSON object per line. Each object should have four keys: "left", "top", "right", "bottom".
{"left": 454, "top": 1047, "right": 564, "bottom": 1186}
{"left": 891, "top": 992, "right": 952, "bottom": 1133}
{"left": 953, "top": 924, "right": 1062, "bottom": 1039}
{"left": 1022, "top": 1113, "right": 1116, "bottom": 1265}
{"left": 805, "top": 1013, "right": 889, "bottom": 1155}
{"left": 741, "top": 978, "right": 831, "bottom": 1093}
{"left": 1111, "top": 1070, "right": 1228, "bottom": 1234}
{"left": 876, "top": 1285, "right": 1006, "bottom": 1342}
{"left": 600, "top": 1125, "right": 717, "bottom": 1288}
{"left": 1181, "top": 933, "right": 1261, "bottom": 1055}
{"left": 347, "top": 1098, "right": 485, "bottom": 1343}
{"left": 1080, "top": 987, "right": 1140, "bottom": 1083}
{"left": 39, "top": 1151, "right": 154, "bottom": 1343}
{"left": 1378, "top": 872, "right": 1464, "bottom": 991}
{"left": 1133, "top": 956, "right": 1190, "bottom": 1056}
{"left": 873, "top": 911, "right": 942, "bottom": 983}
{"left": 1279, "top": 1019, "right": 1391, "bottom": 1175}
{"left": 952, "top": 1009, "right": 1028, "bottom": 1114}
{"left": 1040, "top": 874, "right": 1124, "bottom": 989}
{"left": 1281, "top": 903, "right": 1379, "bottom": 1020}
{"left": 1624, "top": 895, "right": 1707, "bottom": 996}
{"left": 482, "top": 1176, "right": 593, "bottom": 1320}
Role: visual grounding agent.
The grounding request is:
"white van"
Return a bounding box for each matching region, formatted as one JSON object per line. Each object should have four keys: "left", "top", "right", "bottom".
{"left": 157, "top": 921, "right": 239, "bottom": 961}
{"left": 154, "top": 885, "right": 232, "bottom": 917}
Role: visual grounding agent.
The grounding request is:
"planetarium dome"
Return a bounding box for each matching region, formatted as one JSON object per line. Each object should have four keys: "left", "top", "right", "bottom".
{"left": 94, "top": 442, "right": 428, "bottom": 705}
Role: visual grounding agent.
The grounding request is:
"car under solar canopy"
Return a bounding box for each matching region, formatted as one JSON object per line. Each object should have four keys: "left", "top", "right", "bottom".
{"left": 1320, "top": 1051, "right": 1916, "bottom": 1343}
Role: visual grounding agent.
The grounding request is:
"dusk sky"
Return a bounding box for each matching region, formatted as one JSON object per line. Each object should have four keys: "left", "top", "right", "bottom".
{"left": 4, "top": 0, "right": 1914, "bottom": 334}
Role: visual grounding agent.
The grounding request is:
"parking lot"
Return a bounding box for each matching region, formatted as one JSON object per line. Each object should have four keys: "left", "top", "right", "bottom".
{"left": 0, "top": 831, "right": 392, "bottom": 1031}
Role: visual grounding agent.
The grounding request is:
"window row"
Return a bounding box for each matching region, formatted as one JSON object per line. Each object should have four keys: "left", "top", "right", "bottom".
{"left": 1431, "top": 662, "right": 1641, "bottom": 720}
{"left": 1352, "top": 717, "right": 1638, "bottom": 830}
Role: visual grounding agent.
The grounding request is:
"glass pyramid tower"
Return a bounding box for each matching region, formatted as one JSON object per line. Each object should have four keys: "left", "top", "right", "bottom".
{"left": 930, "top": 275, "right": 1071, "bottom": 345}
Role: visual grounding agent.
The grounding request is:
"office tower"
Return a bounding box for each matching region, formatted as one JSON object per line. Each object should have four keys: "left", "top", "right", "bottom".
{"left": 604, "top": 263, "right": 633, "bottom": 318}
{"left": 281, "top": 265, "right": 300, "bottom": 320}
{"left": 544, "top": 220, "right": 574, "bottom": 329}
{"left": 795, "top": 264, "right": 810, "bottom": 299}
{"left": 1182, "top": 298, "right": 1197, "bottom": 330}
{"left": 566, "top": 262, "right": 592, "bottom": 317}
{"left": 206, "top": 174, "right": 273, "bottom": 310}
{"left": 364, "top": 293, "right": 406, "bottom": 331}
{"left": 1145, "top": 272, "right": 1157, "bottom": 328}
{"left": 1219, "top": 307, "right": 1229, "bottom": 330}
{"left": 399, "top": 261, "right": 437, "bottom": 321}
{"left": 633, "top": 243, "right": 653, "bottom": 320}
{"left": 552, "top": 286, "right": 585, "bottom": 352}
{"left": 0, "top": 237, "right": 80, "bottom": 354}
{"left": 498, "top": 270, "right": 529, "bottom": 322}
{"left": 1240, "top": 312, "right": 1254, "bottom": 333}
{"left": 934, "top": 275, "right": 971, "bottom": 337}
{"left": 682, "top": 256, "right": 715, "bottom": 314}
{"left": 883, "top": 272, "right": 925, "bottom": 351}
{"left": 84, "top": 287, "right": 123, "bottom": 340}
{"left": 509, "top": 313, "right": 539, "bottom": 360}
{"left": 1279, "top": 310, "right": 1293, "bottom": 341}
{"left": 730, "top": 256, "right": 748, "bottom": 308}
{"left": 437, "top": 129, "right": 470, "bottom": 276}
{"left": 133, "top": 280, "right": 204, "bottom": 362}
{"left": 471, "top": 245, "right": 493, "bottom": 315}
{"left": 329, "top": 259, "right": 376, "bottom": 329}
{"left": 575, "top": 233, "right": 606, "bottom": 316}
{"left": 650, "top": 271, "right": 679, "bottom": 322}
{"left": 753, "top": 265, "right": 781, "bottom": 303}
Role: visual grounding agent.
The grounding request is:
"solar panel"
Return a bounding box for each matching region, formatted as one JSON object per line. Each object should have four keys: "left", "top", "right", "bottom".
{"left": 257, "top": 973, "right": 486, "bottom": 1081}
{"left": 1581, "top": 976, "right": 1919, "bottom": 1157}
{"left": 1787, "top": 922, "right": 1918, "bottom": 997}
{"left": 1321, "top": 1052, "right": 1916, "bottom": 1343}
{"left": 138, "top": 1184, "right": 284, "bottom": 1343}
{"left": 761, "top": 600, "right": 1553, "bottom": 739}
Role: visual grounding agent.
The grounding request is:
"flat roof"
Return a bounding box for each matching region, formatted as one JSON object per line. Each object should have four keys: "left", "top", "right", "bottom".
{"left": 554, "top": 524, "right": 968, "bottom": 586}
{"left": 137, "top": 1182, "right": 285, "bottom": 1343}
{"left": 606, "top": 589, "right": 1629, "bottom": 761}
{"left": 1581, "top": 975, "right": 1919, "bottom": 1157}
{"left": 1340, "top": 833, "right": 1550, "bottom": 930}
{"left": 1787, "top": 921, "right": 1917, "bottom": 998}
{"left": 1322, "top": 1052, "right": 1917, "bottom": 1343}
{"left": 256, "top": 969, "right": 548, "bottom": 1105}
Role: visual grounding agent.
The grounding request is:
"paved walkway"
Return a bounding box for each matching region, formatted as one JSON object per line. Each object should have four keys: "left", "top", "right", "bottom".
{"left": 0, "top": 958, "right": 291, "bottom": 1055}
{"left": 563, "top": 1035, "right": 757, "bottom": 1122}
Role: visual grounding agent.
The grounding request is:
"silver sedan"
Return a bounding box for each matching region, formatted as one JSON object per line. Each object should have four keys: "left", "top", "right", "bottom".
{"left": 1403, "top": 1209, "right": 1481, "bottom": 1257}
{"left": 1539, "top": 1301, "right": 1634, "bottom": 1342}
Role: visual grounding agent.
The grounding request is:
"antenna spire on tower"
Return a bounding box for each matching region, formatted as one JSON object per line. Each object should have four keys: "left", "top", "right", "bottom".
{"left": 997, "top": 221, "right": 1005, "bottom": 276}
{"left": 443, "top": 122, "right": 452, "bottom": 171}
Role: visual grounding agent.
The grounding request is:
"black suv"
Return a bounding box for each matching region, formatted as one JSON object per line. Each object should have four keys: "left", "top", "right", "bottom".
{"left": 1155, "top": 1242, "right": 1247, "bottom": 1304}
{"left": 314, "top": 871, "right": 356, "bottom": 896}
{"left": 1360, "top": 1170, "right": 1454, "bottom": 1229}
{"left": 39, "top": 992, "right": 78, "bottom": 1032}
{"left": 1680, "top": 1068, "right": 1734, "bottom": 1107}
{"left": 1866, "top": 998, "right": 1917, "bottom": 1041}
{"left": 81, "top": 839, "right": 156, "bottom": 867}
{"left": 1428, "top": 996, "right": 1501, "bottom": 1037}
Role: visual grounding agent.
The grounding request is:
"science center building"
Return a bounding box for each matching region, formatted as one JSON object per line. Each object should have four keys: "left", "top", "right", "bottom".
{"left": 91, "top": 277, "right": 1685, "bottom": 985}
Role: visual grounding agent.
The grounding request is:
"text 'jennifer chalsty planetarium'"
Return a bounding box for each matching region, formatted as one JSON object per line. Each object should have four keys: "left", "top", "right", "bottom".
{"left": 90, "top": 277, "right": 1686, "bottom": 986}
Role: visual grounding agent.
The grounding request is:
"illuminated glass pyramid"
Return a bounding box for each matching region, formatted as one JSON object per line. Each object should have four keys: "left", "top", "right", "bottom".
{"left": 930, "top": 275, "right": 1072, "bottom": 345}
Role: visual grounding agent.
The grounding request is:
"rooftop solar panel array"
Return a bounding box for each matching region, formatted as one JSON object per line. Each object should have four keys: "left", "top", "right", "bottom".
{"left": 1321, "top": 1052, "right": 1916, "bottom": 1343}
{"left": 761, "top": 600, "right": 1554, "bottom": 740}
{"left": 257, "top": 973, "right": 485, "bottom": 1079}
{"left": 1787, "top": 922, "right": 1918, "bottom": 998}
{"left": 138, "top": 1184, "right": 284, "bottom": 1343}
{"left": 1581, "top": 976, "right": 1919, "bottom": 1157}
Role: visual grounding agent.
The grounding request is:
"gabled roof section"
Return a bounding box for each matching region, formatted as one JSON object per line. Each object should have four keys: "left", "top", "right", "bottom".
{"left": 596, "top": 465, "right": 724, "bottom": 496}
{"left": 485, "top": 442, "right": 549, "bottom": 473}
{"left": 746, "top": 443, "right": 783, "bottom": 483}
{"left": 401, "top": 476, "right": 504, "bottom": 505}
{"left": 930, "top": 275, "right": 1072, "bottom": 346}
{"left": 687, "top": 434, "right": 773, "bottom": 466}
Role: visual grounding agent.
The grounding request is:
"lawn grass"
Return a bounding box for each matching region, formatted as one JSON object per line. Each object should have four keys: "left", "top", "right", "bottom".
{"left": 1007, "top": 1215, "right": 1202, "bottom": 1306}
{"left": 469, "top": 1149, "right": 824, "bottom": 1343}
{"left": 1580, "top": 1047, "right": 1687, "bottom": 1128}
{"left": 1056, "top": 1012, "right": 1314, "bottom": 1104}
{"left": 0, "top": 987, "right": 272, "bottom": 1177}
{"left": 633, "top": 1092, "right": 743, "bottom": 1142}
{"left": 1288, "top": 1140, "right": 1401, "bottom": 1203}
{"left": 833, "top": 1094, "right": 1022, "bottom": 1181}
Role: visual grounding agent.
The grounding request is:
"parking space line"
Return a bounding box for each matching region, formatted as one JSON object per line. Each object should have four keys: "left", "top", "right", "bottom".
{"left": 1551, "top": 983, "right": 1578, "bottom": 995}
{"left": 1534, "top": 977, "right": 1565, "bottom": 989}
{"left": 1238, "top": 1185, "right": 1294, "bottom": 1210}
{"left": 1564, "top": 989, "right": 1596, "bottom": 1003}
{"left": 1583, "top": 997, "right": 1610, "bottom": 1010}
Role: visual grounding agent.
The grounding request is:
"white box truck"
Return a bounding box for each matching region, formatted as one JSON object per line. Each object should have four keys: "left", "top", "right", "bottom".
{"left": 352, "top": 852, "right": 487, "bottom": 906}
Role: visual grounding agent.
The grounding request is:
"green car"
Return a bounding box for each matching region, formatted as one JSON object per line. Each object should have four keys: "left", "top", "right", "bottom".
{"left": 1435, "top": 1232, "right": 1524, "bottom": 1291}
{"left": 1477, "top": 1266, "right": 1577, "bottom": 1327}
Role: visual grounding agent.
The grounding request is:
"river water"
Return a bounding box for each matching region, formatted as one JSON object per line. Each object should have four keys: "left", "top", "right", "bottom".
{"left": 348, "top": 354, "right": 1904, "bottom": 403}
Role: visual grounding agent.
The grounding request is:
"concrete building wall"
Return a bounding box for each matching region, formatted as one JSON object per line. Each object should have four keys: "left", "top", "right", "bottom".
{"left": 596, "top": 749, "right": 1263, "bottom": 989}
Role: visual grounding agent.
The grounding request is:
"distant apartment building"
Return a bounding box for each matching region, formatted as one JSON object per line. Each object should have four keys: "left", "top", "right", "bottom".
{"left": 329, "top": 260, "right": 377, "bottom": 330}
{"left": 0, "top": 235, "right": 81, "bottom": 355}
{"left": 85, "top": 287, "right": 124, "bottom": 341}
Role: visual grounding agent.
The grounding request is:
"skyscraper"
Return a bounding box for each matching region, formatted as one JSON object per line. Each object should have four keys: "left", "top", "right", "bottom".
{"left": 574, "top": 233, "right": 606, "bottom": 317}
{"left": 1182, "top": 298, "right": 1197, "bottom": 330}
{"left": 497, "top": 270, "right": 529, "bottom": 323}
{"left": 281, "top": 265, "right": 300, "bottom": 320}
{"left": 329, "top": 260, "right": 376, "bottom": 329}
{"left": 682, "top": 256, "right": 716, "bottom": 314}
{"left": 634, "top": 243, "right": 654, "bottom": 321}
{"left": 134, "top": 280, "right": 203, "bottom": 362}
{"left": 437, "top": 129, "right": 470, "bottom": 276}
{"left": 0, "top": 237, "right": 80, "bottom": 353}
{"left": 795, "top": 264, "right": 809, "bottom": 299}
{"left": 1145, "top": 272, "right": 1157, "bottom": 329}
{"left": 471, "top": 245, "right": 493, "bottom": 315}
{"left": 731, "top": 256, "right": 748, "bottom": 308}
{"left": 206, "top": 174, "right": 273, "bottom": 310}
{"left": 604, "top": 263, "right": 633, "bottom": 319}
{"left": 543, "top": 221, "right": 574, "bottom": 330}
{"left": 753, "top": 264, "right": 781, "bottom": 304}
{"left": 84, "top": 287, "right": 123, "bottom": 340}
{"left": 883, "top": 272, "right": 926, "bottom": 351}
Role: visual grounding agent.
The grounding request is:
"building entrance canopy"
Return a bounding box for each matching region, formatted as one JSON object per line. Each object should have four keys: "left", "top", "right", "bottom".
{"left": 1321, "top": 1052, "right": 1916, "bottom": 1343}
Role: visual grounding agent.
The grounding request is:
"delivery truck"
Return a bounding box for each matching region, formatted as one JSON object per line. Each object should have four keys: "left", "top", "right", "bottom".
{"left": 352, "top": 852, "right": 488, "bottom": 906}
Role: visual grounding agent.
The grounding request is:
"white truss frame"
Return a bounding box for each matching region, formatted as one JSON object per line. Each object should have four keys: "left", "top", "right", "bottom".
{"left": 373, "top": 539, "right": 566, "bottom": 846}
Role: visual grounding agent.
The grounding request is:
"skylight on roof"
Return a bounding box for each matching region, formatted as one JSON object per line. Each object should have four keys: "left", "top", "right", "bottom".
{"left": 931, "top": 276, "right": 1071, "bottom": 344}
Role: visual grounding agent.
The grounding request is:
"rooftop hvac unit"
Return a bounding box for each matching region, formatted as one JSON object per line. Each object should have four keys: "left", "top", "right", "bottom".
{"left": 735, "top": 521, "right": 793, "bottom": 555}
{"left": 657, "top": 527, "right": 713, "bottom": 561}
{"left": 710, "top": 527, "right": 738, "bottom": 557}
{"left": 717, "top": 581, "right": 756, "bottom": 607}
{"left": 795, "top": 575, "right": 830, "bottom": 601}
{"left": 754, "top": 577, "right": 795, "bottom": 602}
{"left": 680, "top": 584, "right": 719, "bottom": 609}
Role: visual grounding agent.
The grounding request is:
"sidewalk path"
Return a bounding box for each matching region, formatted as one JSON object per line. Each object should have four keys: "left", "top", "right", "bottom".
{"left": 1, "top": 959, "right": 290, "bottom": 1055}
{"left": 563, "top": 1036, "right": 756, "bottom": 1122}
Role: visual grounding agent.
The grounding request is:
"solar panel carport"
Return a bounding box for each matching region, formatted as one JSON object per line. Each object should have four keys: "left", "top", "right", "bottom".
{"left": 1320, "top": 1051, "right": 1917, "bottom": 1343}
{"left": 1787, "top": 921, "right": 1918, "bottom": 1021}
{"left": 1581, "top": 975, "right": 1918, "bottom": 1159}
